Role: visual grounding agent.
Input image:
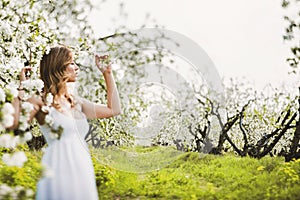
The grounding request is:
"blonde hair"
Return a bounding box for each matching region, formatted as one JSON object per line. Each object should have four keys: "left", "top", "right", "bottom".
{"left": 40, "top": 45, "right": 75, "bottom": 110}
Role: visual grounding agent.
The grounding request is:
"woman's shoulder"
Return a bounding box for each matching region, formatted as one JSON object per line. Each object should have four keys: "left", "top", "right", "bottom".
{"left": 73, "top": 95, "right": 85, "bottom": 112}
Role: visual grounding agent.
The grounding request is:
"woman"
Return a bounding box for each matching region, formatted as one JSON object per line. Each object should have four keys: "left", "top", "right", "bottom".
{"left": 12, "top": 45, "right": 121, "bottom": 199}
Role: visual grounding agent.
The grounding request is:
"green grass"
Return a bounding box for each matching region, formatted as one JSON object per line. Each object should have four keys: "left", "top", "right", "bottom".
{"left": 90, "top": 145, "right": 183, "bottom": 173}
{"left": 95, "top": 148, "right": 300, "bottom": 200}
{"left": 1, "top": 146, "right": 300, "bottom": 200}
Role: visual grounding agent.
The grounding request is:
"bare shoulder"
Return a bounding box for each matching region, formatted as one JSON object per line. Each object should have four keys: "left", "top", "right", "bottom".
{"left": 74, "top": 95, "right": 84, "bottom": 110}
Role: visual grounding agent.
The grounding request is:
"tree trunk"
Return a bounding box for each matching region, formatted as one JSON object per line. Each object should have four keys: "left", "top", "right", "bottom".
{"left": 285, "top": 87, "right": 300, "bottom": 161}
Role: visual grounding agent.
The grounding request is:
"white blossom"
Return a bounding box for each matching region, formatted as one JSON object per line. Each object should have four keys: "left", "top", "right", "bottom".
{"left": 0, "top": 88, "right": 5, "bottom": 102}
{"left": 26, "top": 189, "right": 34, "bottom": 197}
{"left": 45, "top": 115, "right": 54, "bottom": 126}
{"left": 19, "top": 123, "right": 29, "bottom": 132}
{"left": 49, "top": 132, "right": 59, "bottom": 140}
{"left": 2, "top": 151, "right": 28, "bottom": 167}
{"left": 14, "top": 186, "right": 23, "bottom": 193}
{"left": 2, "top": 114, "right": 14, "bottom": 128}
{"left": 2, "top": 103, "right": 15, "bottom": 115}
{"left": 0, "top": 184, "right": 13, "bottom": 196}
{"left": 0, "top": 124, "right": 4, "bottom": 132}
{"left": 0, "top": 183, "right": 34, "bottom": 199}
{"left": 18, "top": 132, "right": 33, "bottom": 144}
{"left": 1, "top": 21, "right": 13, "bottom": 37}
{"left": 41, "top": 105, "right": 50, "bottom": 113}
{"left": 0, "top": 0, "right": 98, "bottom": 186}
{"left": 21, "top": 102, "right": 34, "bottom": 113}
{"left": 45, "top": 46, "right": 51, "bottom": 54}
{"left": 18, "top": 115, "right": 30, "bottom": 131}
{"left": 20, "top": 79, "right": 44, "bottom": 98}
{"left": 7, "top": 83, "right": 19, "bottom": 98}
{"left": 24, "top": 132, "right": 33, "bottom": 141}
{"left": 46, "top": 93, "right": 54, "bottom": 106}
{"left": 0, "top": 134, "right": 20, "bottom": 148}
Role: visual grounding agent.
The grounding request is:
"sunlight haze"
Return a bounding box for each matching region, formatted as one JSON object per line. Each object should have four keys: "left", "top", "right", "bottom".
{"left": 89, "top": 0, "right": 298, "bottom": 90}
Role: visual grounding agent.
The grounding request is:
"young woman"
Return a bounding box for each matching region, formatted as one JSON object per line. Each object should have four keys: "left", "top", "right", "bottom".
{"left": 12, "top": 45, "right": 121, "bottom": 200}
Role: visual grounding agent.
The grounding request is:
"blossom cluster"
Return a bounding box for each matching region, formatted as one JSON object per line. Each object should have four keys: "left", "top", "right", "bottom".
{"left": 0, "top": 0, "right": 97, "bottom": 197}
{"left": 41, "top": 93, "right": 64, "bottom": 140}
{"left": 20, "top": 79, "right": 44, "bottom": 99}
{"left": 0, "top": 184, "right": 34, "bottom": 199}
{"left": 0, "top": 85, "right": 33, "bottom": 168}
{"left": 2, "top": 151, "right": 28, "bottom": 167}
{"left": 0, "top": 132, "right": 32, "bottom": 149}
{"left": 0, "top": 87, "right": 18, "bottom": 130}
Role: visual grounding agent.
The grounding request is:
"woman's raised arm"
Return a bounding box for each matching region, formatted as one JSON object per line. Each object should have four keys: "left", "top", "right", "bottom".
{"left": 82, "top": 55, "right": 121, "bottom": 119}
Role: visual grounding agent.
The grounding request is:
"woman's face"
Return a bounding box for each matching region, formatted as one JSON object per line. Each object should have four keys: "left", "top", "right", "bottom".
{"left": 65, "top": 53, "right": 79, "bottom": 82}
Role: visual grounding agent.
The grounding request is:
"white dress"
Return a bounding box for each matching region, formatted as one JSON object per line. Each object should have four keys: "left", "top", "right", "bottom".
{"left": 36, "top": 105, "right": 98, "bottom": 200}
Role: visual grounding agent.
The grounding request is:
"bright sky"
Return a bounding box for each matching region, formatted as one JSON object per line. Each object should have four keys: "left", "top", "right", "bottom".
{"left": 89, "top": 0, "right": 299, "bottom": 90}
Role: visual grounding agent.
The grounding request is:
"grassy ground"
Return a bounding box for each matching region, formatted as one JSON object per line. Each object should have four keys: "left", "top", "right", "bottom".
{"left": 95, "top": 150, "right": 300, "bottom": 200}
{"left": 90, "top": 146, "right": 183, "bottom": 173}
{"left": 0, "top": 146, "right": 300, "bottom": 200}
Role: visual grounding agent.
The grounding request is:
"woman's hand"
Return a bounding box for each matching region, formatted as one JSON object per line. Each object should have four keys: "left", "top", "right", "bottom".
{"left": 82, "top": 54, "right": 121, "bottom": 119}
{"left": 20, "top": 67, "right": 32, "bottom": 82}
{"left": 18, "top": 67, "right": 32, "bottom": 100}
{"left": 95, "top": 55, "right": 112, "bottom": 74}
{"left": 9, "top": 67, "right": 38, "bottom": 130}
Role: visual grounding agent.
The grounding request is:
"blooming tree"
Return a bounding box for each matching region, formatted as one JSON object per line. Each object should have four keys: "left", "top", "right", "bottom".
{"left": 282, "top": 0, "right": 300, "bottom": 71}
{"left": 0, "top": 0, "right": 299, "bottom": 198}
{"left": 0, "top": 0, "right": 168, "bottom": 167}
{"left": 0, "top": 0, "right": 100, "bottom": 197}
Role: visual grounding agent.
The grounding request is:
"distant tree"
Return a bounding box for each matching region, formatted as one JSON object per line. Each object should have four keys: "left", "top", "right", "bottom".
{"left": 281, "top": 0, "right": 300, "bottom": 161}
{"left": 282, "top": 0, "right": 300, "bottom": 71}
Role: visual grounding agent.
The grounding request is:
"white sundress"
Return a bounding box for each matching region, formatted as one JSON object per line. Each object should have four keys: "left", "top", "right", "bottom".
{"left": 36, "top": 105, "right": 98, "bottom": 200}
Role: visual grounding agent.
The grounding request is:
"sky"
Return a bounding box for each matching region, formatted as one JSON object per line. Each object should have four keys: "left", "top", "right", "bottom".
{"left": 89, "top": 0, "right": 299, "bottom": 90}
